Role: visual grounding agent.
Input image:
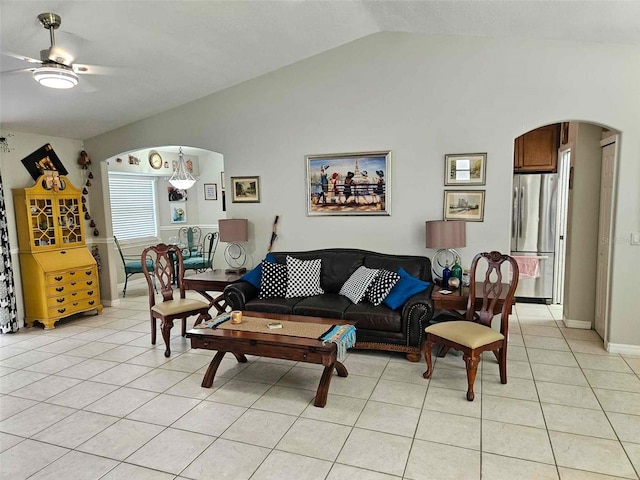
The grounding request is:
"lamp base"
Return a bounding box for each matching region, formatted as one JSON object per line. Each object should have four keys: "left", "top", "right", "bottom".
{"left": 431, "top": 248, "right": 461, "bottom": 281}
{"left": 225, "top": 267, "right": 247, "bottom": 274}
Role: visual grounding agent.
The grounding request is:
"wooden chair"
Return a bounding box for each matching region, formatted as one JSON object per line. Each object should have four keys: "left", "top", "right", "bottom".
{"left": 423, "top": 251, "right": 519, "bottom": 401}
{"left": 141, "top": 243, "right": 212, "bottom": 357}
{"left": 183, "top": 232, "right": 219, "bottom": 274}
{"left": 114, "top": 236, "right": 156, "bottom": 297}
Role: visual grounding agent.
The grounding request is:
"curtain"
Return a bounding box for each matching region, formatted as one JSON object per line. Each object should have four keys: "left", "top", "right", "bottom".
{"left": 0, "top": 173, "right": 18, "bottom": 333}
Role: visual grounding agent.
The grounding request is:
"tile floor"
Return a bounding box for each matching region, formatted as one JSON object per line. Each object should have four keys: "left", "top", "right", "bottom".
{"left": 1, "top": 284, "right": 639, "bottom": 479}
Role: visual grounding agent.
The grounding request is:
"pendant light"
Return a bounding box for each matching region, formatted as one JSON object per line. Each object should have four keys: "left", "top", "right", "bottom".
{"left": 169, "top": 147, "right": 196, "bottom": 190}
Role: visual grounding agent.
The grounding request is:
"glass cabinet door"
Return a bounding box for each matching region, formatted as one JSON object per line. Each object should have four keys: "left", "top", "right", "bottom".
{"left": 29, "top": 198, "right": 57, "bottom": 248}
{"left": 57, "top": 197, "right": 83, "bottom": 246}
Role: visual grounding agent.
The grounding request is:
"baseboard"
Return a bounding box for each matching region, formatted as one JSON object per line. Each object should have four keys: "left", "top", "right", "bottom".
{"left": 605, "top": 342, "right": 640, "bottom": 355}
{"left": 562, "top": 318, "right": 592, "bottom": 329}
{"left": 102, "top": 298, "right": 121, "bottom": 307}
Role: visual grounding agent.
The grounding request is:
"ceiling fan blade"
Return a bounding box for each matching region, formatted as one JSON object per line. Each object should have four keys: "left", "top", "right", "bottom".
{"left": 0, "top": 67, "right": 35, "bottom": 76}
{"left": 77, "top": 75, "right": 98, "bottom": 93}
{"left": 72, "top": 63, "right": 117, "bottom": 76}
{"left": 1, "top": 50, "right": 42, "bottom": 65}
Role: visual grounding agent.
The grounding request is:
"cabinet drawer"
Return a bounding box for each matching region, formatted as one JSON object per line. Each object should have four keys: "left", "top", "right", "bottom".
{"left": 48, "top": 297, "right": 100, "bottom": 318}
{"left": 46, "top": 268, "right": 97, "bottom": 286}
{"left": 47, "top": 288, "right": 99, "bottom": 307}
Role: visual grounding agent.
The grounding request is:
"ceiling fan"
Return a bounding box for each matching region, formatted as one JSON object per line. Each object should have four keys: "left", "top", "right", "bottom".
{"left": 2, "top": 13, "right": 99, "bottom": 89}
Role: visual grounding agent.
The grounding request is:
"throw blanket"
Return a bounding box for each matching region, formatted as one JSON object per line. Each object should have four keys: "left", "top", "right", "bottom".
{"left": 512, "top": 256, "right": 540, "bottom": 279}
{"left": 320, "top": 324, "right": 357, "bottom": 362}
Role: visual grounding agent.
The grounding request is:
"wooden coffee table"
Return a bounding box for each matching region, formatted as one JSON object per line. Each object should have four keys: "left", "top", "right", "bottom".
{"left": 186, "top": 311, "right": 352, "bottom": 407}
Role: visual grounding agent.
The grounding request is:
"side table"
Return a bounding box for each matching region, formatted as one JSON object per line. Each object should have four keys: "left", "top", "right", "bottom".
{"left": 183, "top": 269, "right": 243, "bottom": 314}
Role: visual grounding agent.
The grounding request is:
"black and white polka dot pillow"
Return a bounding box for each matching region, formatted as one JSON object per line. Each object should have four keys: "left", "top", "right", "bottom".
{"left": 339, "top": 266, "right": 380, "bottom": 304}
{"left": 366, "top": 269, "right": 401, "bottom": 306}
{"left": 258, "top": 260, "right": 288, "bottom": 299}
{"left": 285, "top": 256, "right": 324, "bottom": 298}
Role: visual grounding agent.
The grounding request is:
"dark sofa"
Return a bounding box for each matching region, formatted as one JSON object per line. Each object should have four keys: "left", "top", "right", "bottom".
{"left": 223, "top": 248, "right": 434, "bottom": 361}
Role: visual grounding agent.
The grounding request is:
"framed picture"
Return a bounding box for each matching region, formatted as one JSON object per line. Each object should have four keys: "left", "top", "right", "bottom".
{"left": 444, "top": 190, "right": 485, "bottom": 222}
{"left": 306, "top": 150, "right": 391, "bottom": 216}
{"left": 21, "top": 143, "right": 69, "bottom": 181}
{"left": 170, "top": 202, "right": 187, "bottom": 223}
{"left": 204, "top": 183, "right": 218, "bottom": 200}
{"left": 167, "top": 186, "right": 187, "bottom": 202}
{"left": 444, "top": 153, "right": 486, "bottom": 186}
{"left": 221, "top": 171, "right": 226, "bottom": 190}
{"left": 231, "top": 176, "right": 260, "bottom": 203}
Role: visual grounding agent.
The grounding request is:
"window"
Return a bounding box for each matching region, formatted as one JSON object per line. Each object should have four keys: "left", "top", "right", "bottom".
{"left": 108, "top": 173, "right": 158, "bottom": 241}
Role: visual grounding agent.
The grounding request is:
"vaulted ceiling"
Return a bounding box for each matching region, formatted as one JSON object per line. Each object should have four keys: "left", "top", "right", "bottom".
{"left": 1, "top": 1, "right": 638, "bottom": 140}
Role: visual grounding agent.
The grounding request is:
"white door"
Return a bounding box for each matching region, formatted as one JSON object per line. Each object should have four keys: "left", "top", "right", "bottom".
{"left": 595, "top": 136, "right": 618, "bottom": 340}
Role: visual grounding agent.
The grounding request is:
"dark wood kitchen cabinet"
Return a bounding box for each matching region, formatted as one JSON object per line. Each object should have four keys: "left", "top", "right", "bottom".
{"left": 514, "top": 124, "right": 560, "bottom": 172}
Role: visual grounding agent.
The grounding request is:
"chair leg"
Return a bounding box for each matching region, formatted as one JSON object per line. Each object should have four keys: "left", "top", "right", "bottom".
{"left": 423, "top": 339, "right": 435, "bottom": 379}
{"left": 123, "top": 274, "right": 129, "bottom": 297}
{"left": 161, "top": 318, "right": 173, "bottom": 357}
{"left": 181, "top": 317, "right": 186, "bottom": 337}
{"left": 497, "top": 347, "right": 507, "bottom": 384}
{"left": 463, "top": 354, "right": 480, "bottom": 401}
{"left": 151, "top": 315, "right": 156, "bottom": 345}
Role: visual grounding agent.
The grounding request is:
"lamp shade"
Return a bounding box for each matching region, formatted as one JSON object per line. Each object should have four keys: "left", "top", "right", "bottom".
{"left": 425, "top": 220, "right": 466, "bottom": 249}
{"left": 219, "top": 219, "right": 248, "bottom": 242}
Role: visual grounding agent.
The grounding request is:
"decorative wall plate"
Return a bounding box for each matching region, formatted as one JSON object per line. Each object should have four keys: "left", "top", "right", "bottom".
{"left": 149, "top": 151, "right": 162, "bottom": 170}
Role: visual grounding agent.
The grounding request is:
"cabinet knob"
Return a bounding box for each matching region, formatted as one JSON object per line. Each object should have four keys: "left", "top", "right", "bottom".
{"left": 54, "top": 276, "right": 63, "bottom": 281}
{"left": 57, "top": 308, "right": 66, "bottom": 313}
{"left": 86, "top": 271, "right": 92, "bottom": 275}
{"left": 88, "top": 300, "right": 95, "bottom": 306}
{"left": 55, "top": 287, "right": 64, "bottom": 292}
{"left": 56, "top": 298, "right": 65, "bottom": 303}
{"left": 86, "top": 281, "right": 93, "bottom": 286}
{"left": 87, "top": 291, "right": 94, "bottom": 295}
{"left": 60, "top": 251, "right": 67, "bottom": 254}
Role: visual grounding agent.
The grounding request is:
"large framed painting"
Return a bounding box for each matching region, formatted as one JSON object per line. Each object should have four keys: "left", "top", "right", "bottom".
{"left": 306, "top": 150, "right": 391, "bottom": 216}
{"left": 443, "top": 190, "right": 485, "bottom": 222}
{"left": 444, "top": 153, "right": 486, "bottom": 186}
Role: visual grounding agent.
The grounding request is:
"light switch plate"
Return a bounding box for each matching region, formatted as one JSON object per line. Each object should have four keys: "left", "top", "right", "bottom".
{"left": 632, "top": 232, "right": 640, "bottom": 245}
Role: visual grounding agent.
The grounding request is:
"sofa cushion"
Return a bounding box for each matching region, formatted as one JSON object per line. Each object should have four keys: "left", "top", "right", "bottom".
{"left": 246, "top": 297, "right": 300, "bottom": 315}
{"left": 285, "top": 256, "right": 324, "bottom": 298}
{"left": 292, "top": 293, "right": 351, "bottom": 320}
{"left": 383, "top": 268, "right": 430, "bottom": 310}
{"left": 259, "top": 260, "right": 288, "bottom": 299}
{"left": 366, "top": 269, "right": 401, "bottom": 306}
{"left": 343, "top": 303, "right": 402, "bottom": 332}
{"left": 364, "top": 255, "right": 429, "bottom": 280}
{"left": 339, "top": 266, "right": 380, "bottom": 304}
{"left": 240, "top": 253, "right": 276, "bottom": 288}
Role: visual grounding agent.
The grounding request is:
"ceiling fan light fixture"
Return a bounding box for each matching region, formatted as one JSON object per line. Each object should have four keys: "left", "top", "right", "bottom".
{"left": 169, "top": 147, "right": 196, "bottom": 190}
{"left": 33, "top": 64, "right": 78, "bottom": 89}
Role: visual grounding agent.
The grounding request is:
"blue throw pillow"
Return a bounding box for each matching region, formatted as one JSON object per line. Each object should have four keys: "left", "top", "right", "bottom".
{"left": 240, "top": 253, "right": 276, "bottom": 288}
{"left": 383, "top": 267, "right": 430, "bottom": 310}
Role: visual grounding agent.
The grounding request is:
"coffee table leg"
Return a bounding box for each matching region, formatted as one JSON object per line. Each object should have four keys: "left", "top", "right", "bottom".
{"left": 232, "top": 353, "right": 248, "bottom": 363}
{"left": 202, "top": 351, "right": 227, "bottom": 387}
{"left": 335, "top": 361, "right": 348, "bottom": 377}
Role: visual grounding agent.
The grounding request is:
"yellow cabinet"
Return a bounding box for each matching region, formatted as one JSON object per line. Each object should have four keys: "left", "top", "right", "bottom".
{"left": 13, "top": 176, "right": 103, "bottom": 329}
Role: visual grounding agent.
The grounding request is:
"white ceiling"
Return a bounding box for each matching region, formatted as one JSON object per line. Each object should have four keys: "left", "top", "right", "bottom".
{"left": 1, "top": 1, "right": 639, "bottom": 141}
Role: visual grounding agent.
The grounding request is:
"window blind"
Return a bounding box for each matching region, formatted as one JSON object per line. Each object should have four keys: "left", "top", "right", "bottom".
{"left": 108, "top": 174, "right": 158, "bottom": 241}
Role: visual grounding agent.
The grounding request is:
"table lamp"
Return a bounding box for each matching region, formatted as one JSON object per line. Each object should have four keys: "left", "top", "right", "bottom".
{"left": 425, "top": 220, "right": 466, "bottom": 282}
{"left": 219, "top": 218, "right": 248, "bottom": 274}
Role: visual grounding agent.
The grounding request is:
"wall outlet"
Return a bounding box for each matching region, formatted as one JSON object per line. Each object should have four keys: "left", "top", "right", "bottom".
{"left": 632, "top": 232, "right": 640, "bottom": 246}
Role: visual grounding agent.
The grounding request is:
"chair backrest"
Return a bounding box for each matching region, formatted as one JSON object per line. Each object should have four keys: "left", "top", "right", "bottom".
{"left": 202, "top": 232, "right": 219, "bottom": 265}
{"left": 114, "top": 236, "right": 127, "bottom": 266}
{"left": 178, "top": 226, "right": 202, "bottom": 252}
{"left": 465, "top": 251, "right": 519, "bottom": 333}
{"left": 141, "top": 243, "right": 186, "bottom": 306}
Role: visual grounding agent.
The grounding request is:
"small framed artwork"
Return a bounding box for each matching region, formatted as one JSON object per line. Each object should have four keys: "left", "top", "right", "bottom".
{"left": 167, "top": 186, "right": 187, "bottom": 202}
{"left": 444, "top": 190, "right": 485, "bottom": 222}
{"left": 221, "top": 171, "right": 226, "bottom": 190}
{"left": 170, "top": 202, "right": 187, "bottom": 223}
{"left": 444, "top": 153, "right": 486, "bottom": 186}
{"left": 306, "top": 150, "right": 391, "bottom": 216}
{"left": 204, "top": 183, "right": 218, "bottom": 200}
{"left": 231, "top": 176, "right": 260, "bottom": 203}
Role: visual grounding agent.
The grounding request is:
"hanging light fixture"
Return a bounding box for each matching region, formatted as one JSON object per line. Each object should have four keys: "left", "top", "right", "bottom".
{"left": 33, "top": 64, "right": 78, "bottom": 89}
{"left": 169, "top": 147, "right": 196, "bottom": 190}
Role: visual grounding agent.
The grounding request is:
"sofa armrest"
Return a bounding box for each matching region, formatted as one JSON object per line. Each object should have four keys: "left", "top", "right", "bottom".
{"left": 223, "top": 281, "right": 258, "bottom": 310}
{"left": 401, "top": 284, "right": 435, "bottom": 349}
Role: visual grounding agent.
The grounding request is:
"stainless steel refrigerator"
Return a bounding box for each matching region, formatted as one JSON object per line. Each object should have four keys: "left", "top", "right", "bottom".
{"left": 511, "top": 173, "right": 558, "bottom": 302}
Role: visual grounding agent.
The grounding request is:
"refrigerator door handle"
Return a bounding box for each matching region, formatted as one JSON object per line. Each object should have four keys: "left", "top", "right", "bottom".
{"left": 519, "top": 186, "right": 525, "bottom": 238}
{"left": 512, "top": 187, "right": 518, "bottom": 238}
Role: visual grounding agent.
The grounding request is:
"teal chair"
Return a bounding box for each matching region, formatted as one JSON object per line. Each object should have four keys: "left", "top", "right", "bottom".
{"left": 183, "top": 232, "right": 219, "bottom": 274}
{"left": 114, "top": 236, "right": 156, "bottom": 297}
{"left": 178, "top": 226, "right": 202, "bottom": 257}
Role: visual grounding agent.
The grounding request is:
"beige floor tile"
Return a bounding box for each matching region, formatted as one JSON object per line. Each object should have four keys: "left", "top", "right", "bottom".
{"left": 536, "top": 381, "right": 602, "bottom": 410}
{"left": 0, "top": 395, "right": 38, "bottom": 421}
{"left": 550, "top": 431, "right": 637, "bottom": 479}
{"left": 482, "top": 394, "right": 546, "bottom": 428}
{"left": 275, "top": 365, "right": 328, "bottom": 391}
{"left": 159, "top": 352, "right": 212, "bottom": 373}
{"left": 328, "top": 373, "right": 379, "bottom": 399}
{"left": 560, "top": 328, "right": 604, "bottom": 342}
{"left": 276, "top": 417, "right": 351, "bottom": 461}
{"left": 370, "top": 379, "right": 427, "bottom": 408}
{"left": 9, "top": 375, "right": 82, "bottom": 401}
{"left": 126, "top": 393, "right": 200, "bottom": 426}
{"left": 172, "top": 399, "right": 245, "bottom": 436}
{"left": 567, "top": 339, "right": 612, "bottom": 355}
{"left": 337, "top": 428, "right": 412, "bottom": 477}
{"left": 125, "top": 427, "right": 214, "bottom": 475}
{"left": 482, "top": 419, "right": 554, "bottom": 463}
{"left": 251, "top": 450, "right": 332, "bottom": 480}
{"left": 181, "top": 438, "right": 270, "bottom": 480}
{"left": 56, "top": 358, "right": 119, "bottom": 380}
{"left": 326, "top": 464, "right": 401, "bottom": 480}
{"left": 63, "top": 342, "right": 119, "bottom": 358}
{"left": 355, "top": 400, "right": 421, "bottom": 437}
{"left": 607, "top": 412, "right": 640, "bottom": 443}
{"left": 343, "top": 354, "right": 389, "bottom": 377}
{"left": 0, "top": 439, "right": 68, "bottom": 480}
{"left": 542, "top": 403, "right": 616, "bottom": 439}
{"left": 404, "top": 439, "right": 480, "bottom": 480}
{"left": 301, "top": 394, "right": 367, "bottom": 426}
{"left": 429, "top": 364, "right": 482, "bottom": 392}
{"left": 415, "top": 410, "right": 480, "bottom": 450}
{"left": 100, "top": 463, "right": 175, "bottom": 480}
{"left": 623, "top": 442, "right": 640, "bottom": 476}
{"left": 125, "top": 367, "right": 190, "bottom": 392}
{"left": 381, "top": 361, "right": 429, "bottom": 385}
{"left": 36, "top": 338, "right": 89, "bottom": 354}
{"left": 251, "top": 385, "right": 314, "bottom": 415}
{"left": 24, "top": 354, "right": 86, "bottom": 374}
{"left": 77, "top": 418, "right": 164, "bottom": 461}
{"left": 423, "top": 386, "right": 481, "bottom": 418}
{"left": 575, "top": 354, "right": 632, "bottom": 373}
{"left": 594, "top": 389, "right": 640, "bottom": 416}
{"left": 205, "top": 378, "right": 269, "bottom": 406}
{"left": 32, "top": 410, "right": 118, "bottom": 448}
{"left": 527, "top": 348, "right": 579, "bottom": 367}
{"left": 584, "top": 369, "right": 640, "bottom": 393}
{"left": 0, "top": 370, "right": 48, "bottom": 394}
{"left": 558, "top": 467, "right": 633, "bottom": 480}
{"left": 221, "top": 408, "right": 296, "bottom": 448}
{"left": 165, "top": 372, "right": 227, "bottom": 399}
{"left": 524, "top": 335, "right": 570, "bottom": 351}
{"left": 531, "top": 364, "right": 588, "bottom": 386}
{"left": 233, "top": 361, "right": 292, "bottom": 384}
{"left": 29, "top": 450, "right": 118, "bottom": 479}
{"left": 94, "top": 344, "right": 149, "bottom": 362}
{"left": 0, "top": 350, "right": 58, "bottom": 369}
{"left": 521, "top": 325, "right": 564, "bottom": 338}
{"left": 503, "top": 359, "right": 533, "bottom": 379}
{"left": 126, "top": 348, "right": 175, "bottom": 367}
{"left": 0, "top": 403, "right": 75, "bottom": 437}
{"left": 624, "top": 356, "right": 640, "bottom": 375}
{"left": 0, "top": 431, "right": 24, "bottom": 453}
{"left": 84, "top": 386, "right": 157, "bottom": 416}
{"left": 90, "top": 363, "right": 153, "bottom": 386}
{"left": 482, "top": 374, "right": 538, "bottom": 401}
{"left": 482, "top": 452, "right": 559, "bottom": 479}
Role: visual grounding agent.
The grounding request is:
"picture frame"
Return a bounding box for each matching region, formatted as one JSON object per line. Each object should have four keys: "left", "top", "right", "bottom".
{"left": 170, "top": 201, "right": 187, "bottom": 223}
{"left": 231, "top": 176, "right": 260, "bottom": 203}
{"left": 221, "top": 171, "right": 226, "bottom": 190}
{"left": 444, "top": 190, "right": 485, "bottom": 222}
{"left": 444, "top": 153, "right": 486, "bottom": 186}
{"left": 167, "top": 186, "right": 187, "bottom": 202}
{"left": 21, "top": 143, "right": 69, "bottom": 181}
{"left": 204, "top": 183, "right": 218, "bottom": 200}
{"left": 306, "top": 150, "right": 391, "bottom": 216}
